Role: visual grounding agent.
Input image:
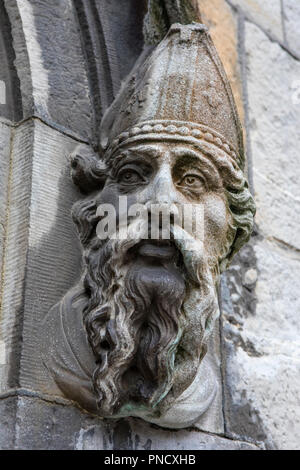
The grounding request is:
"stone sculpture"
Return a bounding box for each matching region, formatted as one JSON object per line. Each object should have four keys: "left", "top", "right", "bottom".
{"left": 42, "top": 23, "right": 255, "bottom": 429}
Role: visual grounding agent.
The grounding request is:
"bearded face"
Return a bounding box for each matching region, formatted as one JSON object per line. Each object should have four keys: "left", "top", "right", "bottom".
{"left": 72, "top": 141, "right": 254, "bottom": 420}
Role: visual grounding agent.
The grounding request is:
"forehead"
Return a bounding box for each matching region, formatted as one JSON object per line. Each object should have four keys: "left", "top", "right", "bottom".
{"left": 116, "top": 142, "right": 202, "bottom": 162}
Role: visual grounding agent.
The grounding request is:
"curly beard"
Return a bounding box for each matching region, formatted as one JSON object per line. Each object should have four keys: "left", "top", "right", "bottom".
{"left": 82, "top": 222, "right": 219, "bottom": 418}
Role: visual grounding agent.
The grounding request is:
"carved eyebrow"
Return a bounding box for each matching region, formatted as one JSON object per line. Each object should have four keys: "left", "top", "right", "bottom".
{"left": 172, "top": 147, "right": 207, "bottom": 161}
{"left": 172, "top": 147, "right": 218, "bottom": 172}
{"left": 108, "top": 146, "right": 162, "bottom": 171}
{"left": 125, "top": 145, "right": 164, "bottom": 158}
{"left": 109, "top": 152, "right": 156, "bottom": 177}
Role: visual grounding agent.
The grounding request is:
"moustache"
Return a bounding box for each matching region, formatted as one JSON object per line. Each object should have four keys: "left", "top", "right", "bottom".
{"left": 89, "top": 212, "right": 206, "bottom": 286}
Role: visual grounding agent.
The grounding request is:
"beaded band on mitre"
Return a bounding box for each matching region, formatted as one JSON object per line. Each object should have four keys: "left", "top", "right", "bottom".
{"left": 104, "top": 120, "right": 242, "bottom": 169}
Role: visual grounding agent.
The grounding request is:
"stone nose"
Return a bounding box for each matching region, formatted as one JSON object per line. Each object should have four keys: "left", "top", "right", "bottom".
{"left": 150, "top": 165, "right": 178, "bottom": 205}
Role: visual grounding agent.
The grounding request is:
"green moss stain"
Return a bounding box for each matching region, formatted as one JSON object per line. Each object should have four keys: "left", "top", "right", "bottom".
{"left": 144, "top": 0, "right": 201, "bottom": 45}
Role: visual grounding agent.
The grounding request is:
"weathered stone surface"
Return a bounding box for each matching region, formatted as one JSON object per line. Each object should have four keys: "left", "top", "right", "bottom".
{"left": 218, "top": 16, "right": 300, "bottom": 451}
{"left": 94, "top": 0, "right": 147, "bottom": 82}
{"left": 220, "top": 240, "right": 270, "bottom": 448}
{"left": 200, "top": 0, "right": 244, "bottom": 125}
{"left": 0, "top": 396, "right": 259, "bottom": 450}
{"left": 145, "top": 0, "right": 201, "bottom": 44}
{"left": 2, "top": 0, "right": 149, "bottom": 142}
{"left": 0, "top": 121, "right": 11, "bottom": 286}
{"left": 73, "top": 0, "right": 147, "bottom": 145}
{"left": 4, "top": 0, "right": 93, "bottom": 140}
{"left": 76, "top": 416, "right": 259, "bottom": 450}
{"left": 245, "top": 21, "right": 300, "bottom": 250}
{"left": 18, "top": 121, "right": 83, "bottom": 392}
{"left": 0, "top": 121, "right": 12, "bottom": 377}
{"left": 283, "top": 0, "right": 300, "bottom": 58}
{"left": 0, "top": 1, "right": 23, "bottom": 121}
{"left": 14, "top": 396, "right": 97, "bottom": 450}
{"left": 0, "top": 396, "right": 17, "bottom": 449}
{"left": 0, "top": 121, "right": 34, "bottom": 392}
{"left": 194, "top": 325, "right": 224, "bottom": 435}
{"left": 228, "top": 0, "right": 284, "bottom": 41}
{"left": 222, "top": 239, "right": 300, "bottom": 450}
{"left": 0, "top": 119, "right": 83, "bottom": 394}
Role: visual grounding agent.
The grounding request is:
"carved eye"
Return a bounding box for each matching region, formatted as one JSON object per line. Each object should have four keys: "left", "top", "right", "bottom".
{"left": 118, "top": 169, "right": 143, "bottom": 184}
{"left": 178, "top": 174, "right": 206, "bottom": 190}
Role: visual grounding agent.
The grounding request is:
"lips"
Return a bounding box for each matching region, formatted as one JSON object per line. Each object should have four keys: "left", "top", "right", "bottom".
{"left": 137, "top": 240, "right": 177, "bottom": 260}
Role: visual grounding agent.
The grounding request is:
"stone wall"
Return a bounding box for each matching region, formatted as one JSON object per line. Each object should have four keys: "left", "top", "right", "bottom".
{"left": 202, "top": 0, "right": 300, "bottom": 451}
{"left": 0, "top": 0, "right": 299, "bottom": 450}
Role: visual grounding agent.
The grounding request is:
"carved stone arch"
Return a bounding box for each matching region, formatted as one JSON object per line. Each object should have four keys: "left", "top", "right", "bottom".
{"left": 73, "top": 0, "right": 148, "bottom": 146}
{"left": 3, "top": 0, "right": 93, "bottom": 140}
{"left": 0, "top": 0, "right": 23, "bottom": 122}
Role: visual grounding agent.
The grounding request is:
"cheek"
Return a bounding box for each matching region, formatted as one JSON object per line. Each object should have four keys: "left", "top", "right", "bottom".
{"left": 204, "top": 194, "right": 230, "bottom": 247}
{"left": 97, "top": 186, "right": 119, "bottom": 208}
{"left": 97, "top": 185, "right": 138, "bottom": 220}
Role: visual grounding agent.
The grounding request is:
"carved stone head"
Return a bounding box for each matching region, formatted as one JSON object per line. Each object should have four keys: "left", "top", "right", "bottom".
{"left": 43, "top": 24, "right": 255, "bottom": 429}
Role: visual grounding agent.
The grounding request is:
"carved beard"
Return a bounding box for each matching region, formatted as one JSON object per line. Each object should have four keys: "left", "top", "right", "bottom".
{"left": 82, "top": 224, "right": 219, "bottom": 418}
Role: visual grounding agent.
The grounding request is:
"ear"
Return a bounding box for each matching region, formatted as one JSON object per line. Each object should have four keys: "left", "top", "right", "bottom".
{"left": 70, "top": 144, "right": 108, "bottom": 194}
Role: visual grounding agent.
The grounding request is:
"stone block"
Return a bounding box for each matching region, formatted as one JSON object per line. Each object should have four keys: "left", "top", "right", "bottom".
{"left": 222, "top": 239, "right": 300, "bottom": 450}
{"left": 200, "top": 0, "right": 244, "bottom": 125}
{"left": 0, "top": 396, "right": 260, "bottom": 450}
{"left": 0, "top": 121, "right": 34, "bottom": 392}
{"left": 0, "top": 396, "right": 17, "bottom": 449}
{"left": 76, "top": 416, "right": 260, "bottom": 450}
{"left": 283, "top": 0, "right": 300, "bottom": 58}
{"left": 229, "top": 0, "right": 284, "bottom": 41}
{"left": 0, "top": 121, "right": 11, "bottom": 286}
{"left": 14, "top": 396, "right": 97, "bottom": 450}
{"left": 0, "top": 119, "right": 84, "bottom": 393}
{"left": 0, "top": 121, "right": 12, "bottom": 382}
{"left": 245, "top": 22, "right": 300, "bottom": 250}
{"left": 18, "top": 121, "right": 84, "bottom": 393}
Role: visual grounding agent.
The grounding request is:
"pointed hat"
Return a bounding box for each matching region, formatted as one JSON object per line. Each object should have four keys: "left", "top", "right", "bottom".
{"left": 100, "top": 23, "right": 245, "bottom": 170}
